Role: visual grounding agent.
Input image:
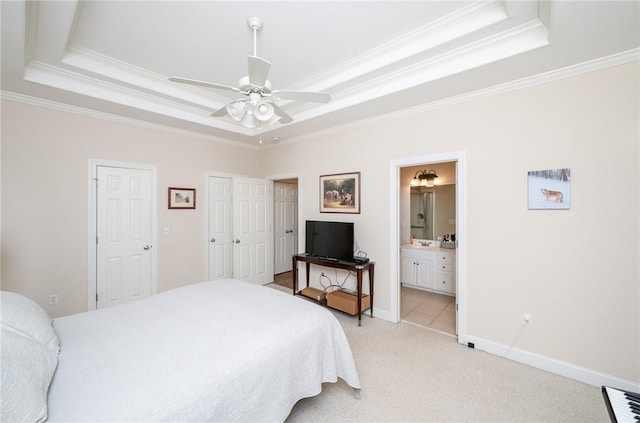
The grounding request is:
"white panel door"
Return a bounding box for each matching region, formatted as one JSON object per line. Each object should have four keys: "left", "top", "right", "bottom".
{"left": 208, "top": 177, "right": 233, "bottom": 280}
{"left": 233, "top": 178, "right": 273, "bottom": 284}
{"left": 274, "top": 182, "right": 298, "bottom": 274}
{"left": 96, "top": 166, "right": 152, "bottom": 308}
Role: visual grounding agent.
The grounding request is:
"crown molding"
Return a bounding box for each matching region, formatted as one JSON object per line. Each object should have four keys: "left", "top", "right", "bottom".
{"left": 62, "top": 44, "right": 229, "bottom": 108}
{"left": 298, "top": 19, "right": 549, "bottom": 121}
{"left": 296, "top": 0, "right": 509, "bottom": 92}
{"left": 283, "top": 48, "right": 640, "bottom": 146}
{"left": 23, "top": 60, "right": 254, "bottom": 135}
{"left": 0, "top": 90, "right": 260, "bottom": 150}
{"left": 4, "top": 49, "right": 637, "bottom": 149}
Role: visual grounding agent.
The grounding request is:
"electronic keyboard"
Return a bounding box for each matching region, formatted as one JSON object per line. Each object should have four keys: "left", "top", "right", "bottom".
{"left": 602, "top": 386, "right": 640, "bottom": 422}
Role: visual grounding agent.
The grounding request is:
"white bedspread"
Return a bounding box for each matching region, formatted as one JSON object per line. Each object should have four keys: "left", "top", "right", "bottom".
{"left": 47, "top": 279, "right": 360, "bottom": 422}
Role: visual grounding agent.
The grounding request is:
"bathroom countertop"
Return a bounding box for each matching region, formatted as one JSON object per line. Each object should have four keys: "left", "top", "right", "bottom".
{"left": 401, "top": 243, "right": 456, "bottom": 253}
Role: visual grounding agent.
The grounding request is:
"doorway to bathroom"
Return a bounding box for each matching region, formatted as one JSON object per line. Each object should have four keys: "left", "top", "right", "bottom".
{"left": 389, "top": 151, "right": 467, "bottom": 345}
{"left": 402, "top": 161, "right": 457, "bottom": 335}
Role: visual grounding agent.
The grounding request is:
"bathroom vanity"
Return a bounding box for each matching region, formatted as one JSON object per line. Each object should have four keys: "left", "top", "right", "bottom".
{"left": 401, "top": 244, "right": 455, "bottom": 295}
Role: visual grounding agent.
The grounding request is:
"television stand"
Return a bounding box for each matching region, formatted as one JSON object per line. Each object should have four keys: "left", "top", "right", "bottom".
{"left": 292, "top": 254, "right": 374, "bottom": 326}
{"left": 320, "top": 256, "right": 339, "bottom": 262}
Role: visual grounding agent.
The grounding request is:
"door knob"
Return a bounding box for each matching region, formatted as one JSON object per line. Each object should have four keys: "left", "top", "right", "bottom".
{"left": 210, "top": 238, "right": 216, "bottom": 243}
{"left": 235, "top": 239, "right": 240, "bottom": 243}
{"left": 143, "top": 245, "right": 151, "bottom": 250}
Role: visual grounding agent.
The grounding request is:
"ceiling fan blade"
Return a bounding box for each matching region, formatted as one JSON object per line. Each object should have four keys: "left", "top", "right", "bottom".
{"left": 273, "top": 90, "right": 331, "bottom": 103}
{"left": 270, "top": 102, "right": 293, "bottom": 124}
{"left": 248, "top": 56, "right": 271, "bottom": 88}
{"left": 169, "top": 76, "right": 240, "bottom": 93}
{"left": 210, "top": 106, "right": 228, "bottom": 117}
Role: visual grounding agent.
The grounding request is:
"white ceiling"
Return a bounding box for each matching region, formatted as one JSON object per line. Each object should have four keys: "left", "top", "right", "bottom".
{"left": 2, "top": 1, "right": 638, "bottom": 147}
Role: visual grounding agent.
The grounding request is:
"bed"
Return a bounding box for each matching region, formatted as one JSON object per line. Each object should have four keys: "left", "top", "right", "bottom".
{"left": 1, "top": 279, "right": 361, "bottom": 422}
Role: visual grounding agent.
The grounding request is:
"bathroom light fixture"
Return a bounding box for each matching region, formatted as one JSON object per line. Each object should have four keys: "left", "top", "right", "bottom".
{"left": 410, "top": 169, "right": 439, "bottom": 187}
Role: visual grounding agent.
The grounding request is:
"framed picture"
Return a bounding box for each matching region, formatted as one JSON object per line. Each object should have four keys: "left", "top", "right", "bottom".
{"left": 320, "top": 172, "right": 360, "bottom": 214}
{"left": 168, "top": 187, "right": 196, "bottom": 209}
{"left": 528, "top": 168, "right": 570, "bottom": 210}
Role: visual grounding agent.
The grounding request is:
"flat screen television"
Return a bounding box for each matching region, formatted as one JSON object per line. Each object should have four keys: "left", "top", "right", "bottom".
{"left": 305, "top": 220, "right": 354, "bottom": 261}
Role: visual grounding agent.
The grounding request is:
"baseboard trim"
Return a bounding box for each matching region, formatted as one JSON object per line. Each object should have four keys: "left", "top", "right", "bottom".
{"left": 371, "top": 307, "right": 390, "bottom": 322}
{"left": 466, "top": 335, "right": 640, "bottom": 393}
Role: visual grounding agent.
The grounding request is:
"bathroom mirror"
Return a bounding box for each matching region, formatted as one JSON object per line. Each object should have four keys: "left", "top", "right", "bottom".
{"left": 410, "top": 184, "right": 456, "bottom": 241}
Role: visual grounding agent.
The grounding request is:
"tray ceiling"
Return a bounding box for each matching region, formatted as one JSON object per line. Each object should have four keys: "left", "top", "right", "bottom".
{"left": 1, "top": 1, "right": 638, "bottom": 147}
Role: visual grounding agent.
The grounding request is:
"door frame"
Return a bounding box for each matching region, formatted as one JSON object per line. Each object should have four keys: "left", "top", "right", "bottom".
{"left": 88, "top": 159, "right": 158, "bottom": 311}
{"left": 389, "top": 151, "right": 467, "bottom": 345}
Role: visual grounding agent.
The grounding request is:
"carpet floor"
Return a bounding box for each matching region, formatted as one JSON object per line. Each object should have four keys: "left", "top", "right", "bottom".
{"left": 262, "top": 291, "right": 608, "bottom": 421}
{"left": 268, "top": 273, "right": 609, "bottom": 422}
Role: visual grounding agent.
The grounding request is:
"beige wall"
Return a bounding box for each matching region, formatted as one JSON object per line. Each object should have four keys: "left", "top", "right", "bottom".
{"left": 1, "top": 102, "right": 261, "bottom": 316}
{"left": 1, "top": 61, "right": 638, "bottom": 384}
{"left": 261, "top": 61, "right": 639, "bottom": 383}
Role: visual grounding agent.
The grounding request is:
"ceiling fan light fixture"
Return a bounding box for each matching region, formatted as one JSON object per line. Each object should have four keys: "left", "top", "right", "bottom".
{"left": 241, "top": 113, "right": 257, "bottom": 128}
{"left": 169, "top": 16, "right": 329, "bottom": 130}
{"left": 254, "top": 101, "right": 275, "bottom": 121}
{"left": 226, "top": 101, "right": 246, "bottom": 121}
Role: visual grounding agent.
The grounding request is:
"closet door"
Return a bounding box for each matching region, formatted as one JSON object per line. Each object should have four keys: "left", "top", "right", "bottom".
{"left": 207, "top": 177, "right": 233, "bottom": 280}
{"left": 232, "top": 177, "right": 274, "bottom": 284}
{"left": 96, "top": 166, "right": 153, "bottom": 308}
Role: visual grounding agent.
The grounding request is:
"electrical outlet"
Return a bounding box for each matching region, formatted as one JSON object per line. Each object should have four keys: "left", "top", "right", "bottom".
{"left": 523, "top": 313, "right": 532, "bottom": 326}
{"left": 49, "top": 294, "right": 58, "bottom": 305}
{"left": 185, "top": 270, "right": 191, "bottom": 277}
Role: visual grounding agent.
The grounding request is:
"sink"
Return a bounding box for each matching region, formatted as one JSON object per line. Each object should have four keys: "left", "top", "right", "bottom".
{"left": 410, "top": 242, "right": 435, "bottom": 248}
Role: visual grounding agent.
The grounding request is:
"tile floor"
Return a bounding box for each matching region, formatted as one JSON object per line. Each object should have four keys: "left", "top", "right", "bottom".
{"left": 401, "top": 285, "right": 456, "bottom": 336}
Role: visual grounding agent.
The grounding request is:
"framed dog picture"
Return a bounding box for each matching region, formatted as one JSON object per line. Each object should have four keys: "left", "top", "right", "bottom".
{"left": 168, "top": 187, "right": 196, "bottom": 209}
{"left": 528, "top": 168, "right": 570, "bottom": 210}
{"left": 320, "top": 172, "right": 360, "bottom": 214}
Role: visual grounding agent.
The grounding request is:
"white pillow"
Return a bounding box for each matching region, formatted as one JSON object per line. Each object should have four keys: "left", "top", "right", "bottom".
{"left": 0, "top": 291, "right": 60, "bottom": 353}
{"left": 1, "top": 325, "right": 58, "bottom": 422}
{"left": 0, "top": 291, "right": 60, "bottom": 422}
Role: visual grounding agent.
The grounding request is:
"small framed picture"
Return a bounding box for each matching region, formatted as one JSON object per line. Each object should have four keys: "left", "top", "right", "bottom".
{"left": 168, "top": 187, "right": 196, "bottom": 209}
{"left": 528, "top": 168, "right": 570, "bottom": 210}
{"left": 320, "top": 172, "right": 360, "bottom": 214}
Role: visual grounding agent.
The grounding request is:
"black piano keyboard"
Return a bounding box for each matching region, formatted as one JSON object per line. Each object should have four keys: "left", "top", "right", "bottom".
{"left": 602, "top": 386, "right": 640, "bottom": 422}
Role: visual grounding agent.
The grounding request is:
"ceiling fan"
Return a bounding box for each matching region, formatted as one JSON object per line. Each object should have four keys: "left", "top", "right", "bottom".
{"left": 169, "top": 17, "right": 331, "bottom": 129}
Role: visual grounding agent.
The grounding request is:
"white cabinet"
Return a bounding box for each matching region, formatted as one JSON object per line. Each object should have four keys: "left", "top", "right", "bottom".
{"left": 401, "top": 247, "right": 455, "bottom": 295}
{"left": 434, "top": 252, "right": 455, "bottom": 294}
{"left": 401, "top": 249, "right": 434, "bottom": 289}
